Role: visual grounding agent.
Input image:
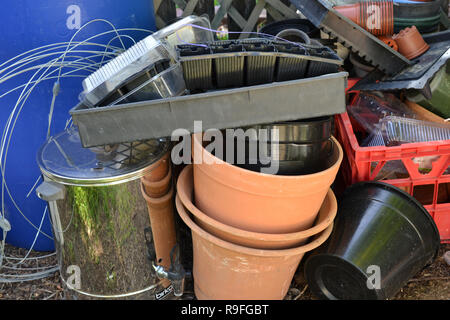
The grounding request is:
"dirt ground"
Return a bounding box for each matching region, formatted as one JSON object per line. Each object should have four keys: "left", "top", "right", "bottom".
{"left": 1, "top": 242, "right": 449, "bottom": 300}
{"left": 288, "top": 243, "right": 450, "bottom": 300}
{"left": 0, "top": 244, "right": 63, "bottom": 300}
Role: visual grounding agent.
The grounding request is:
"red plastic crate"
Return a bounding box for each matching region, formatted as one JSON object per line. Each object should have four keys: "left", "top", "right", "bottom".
{"left": 335, "top": 110, "right": 450, "bottom": 243}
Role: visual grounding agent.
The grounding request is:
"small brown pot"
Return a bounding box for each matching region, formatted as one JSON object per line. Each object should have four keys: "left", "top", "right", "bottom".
{"left": 393, "top": 26, "right": 430, "bottom": 60}
{"left": 176, "top": 193, "right": 333, "bottom": 300}
{"left": 177, "top": 164, "right": 337, "bottom": 249}
{"left": 141, "top": 184, "right": 177, "bottom": 287}
{"left": 192, "top": 133, "right": 343, "bottom": 234}
{"left": 141, "top": 165, "right": 172, "bottom": 198}
{"left": 378, "top": 35, "right": 398, "bottom": 51}
{"left": 142, "top": 152, "right": 170, "bottom": 182}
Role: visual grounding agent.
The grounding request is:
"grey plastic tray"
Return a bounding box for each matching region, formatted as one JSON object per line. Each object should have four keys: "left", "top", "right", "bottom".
{"left": 70, "top": 72, "right": 348, "bottom": 148}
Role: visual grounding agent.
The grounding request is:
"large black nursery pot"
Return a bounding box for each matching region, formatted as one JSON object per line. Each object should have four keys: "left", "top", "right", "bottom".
{"left": 304, "top": 181, "right": 440, "bottom": 300}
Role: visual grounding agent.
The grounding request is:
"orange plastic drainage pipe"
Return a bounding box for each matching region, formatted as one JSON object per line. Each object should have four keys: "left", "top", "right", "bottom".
{"left": 143, "top": 152, "right": 170, "bottom": 182}
{"left": 141, "top": 183, "right": 177, "bottom": 289}
{"left": 141, "top": 166, "right": 172, "bottom": 198}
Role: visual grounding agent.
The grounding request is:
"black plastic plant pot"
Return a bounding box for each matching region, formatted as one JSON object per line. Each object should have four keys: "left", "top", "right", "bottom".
{"left": 304, "top": 181, "right": 440, "bottom": 300}
{"left": 259, "top": 18, "right": 321, "bottom": 39}
{"left": 393, "top": 0, "right": 442, "bottom": 33}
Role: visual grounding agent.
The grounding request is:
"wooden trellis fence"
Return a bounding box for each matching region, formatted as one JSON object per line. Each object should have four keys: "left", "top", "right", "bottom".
{"left": 153, "top": 0, "right": 301, "bottom": 38}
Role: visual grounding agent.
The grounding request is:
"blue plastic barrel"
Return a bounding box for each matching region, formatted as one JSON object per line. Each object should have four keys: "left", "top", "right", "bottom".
{"left": 0, "top": 1, "right": 156, "bottom": 251}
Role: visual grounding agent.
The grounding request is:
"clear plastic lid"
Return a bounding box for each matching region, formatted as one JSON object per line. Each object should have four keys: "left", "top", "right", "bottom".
{"left": 380, "top": 116, "right": 450, "bottom": 146}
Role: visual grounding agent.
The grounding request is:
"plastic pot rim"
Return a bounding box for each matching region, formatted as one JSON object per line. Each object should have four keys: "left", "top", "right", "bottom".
{"left": 177, "top": 164, "right": 337, "bottom": 242}
{"left": 342, "top": 181, "right": 441, "bottom": 259}
{"left": 393, "top": 0, "right": 441, "bottom": 8}
{"left": 349, "top": 53, "right": 375, "bottom": 72}
{"left": 176, "top": 194, "right": 334, "bottom": 258}
{"left": 304, "top": 253, "right": 384, "bottom": 300}
{"left": 394, "top": 14, "right": 441, "bottom": 23}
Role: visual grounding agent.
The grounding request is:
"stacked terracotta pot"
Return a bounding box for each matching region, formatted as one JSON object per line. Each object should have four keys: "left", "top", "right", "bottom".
{"left": 175, "top": 133, "right": 344, "bottom": 300}
{"left": 334, "top": 0, "right": 394, "bottom": 36}
{"left": 334, "top": 1, "right": 430, "bottom": 61}
{"left": 140, "top": 151, "right": 177, "bottom": 289}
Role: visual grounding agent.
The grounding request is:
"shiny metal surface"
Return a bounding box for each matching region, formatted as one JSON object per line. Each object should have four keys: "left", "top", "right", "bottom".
{"left": 236, "top": 139, "right": 334, "bottom": 175}
{"left": 37, "top": 126, "right": 170, "bottom": 186}
{"left": 48, "top": 178, "right": 161, "bottom": 299}
{"left": 37, "top": 127, "right": 173, "bottom": 299}
{"left": 242, "top": 116, "right": 333, "bottom": 143}
{"left": 267, "top": 140, "right": 333, "bottom": 161}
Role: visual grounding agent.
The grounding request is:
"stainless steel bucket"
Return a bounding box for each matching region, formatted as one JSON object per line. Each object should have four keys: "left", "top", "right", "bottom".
{"left": 242, "top": 116, "right": 333, "bottom": 143}
{"left": 231, "top": 117, "right": 334, "bottom": 174}
{"left": 238, "top": 139, "right": 334, "bottom": 175}
{"left": 36, "top": 126, "right": 174, "bottom": 299}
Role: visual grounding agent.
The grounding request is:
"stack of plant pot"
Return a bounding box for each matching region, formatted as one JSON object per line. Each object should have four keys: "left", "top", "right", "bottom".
{"left": 175, "top": 128, "right": 344, "bottom": 300}
{"left": 333, "top": 0, "right": 394, "bottom": 36}
{"left": 237, "top": 117, "right": 335, "bottom": 175}
{"left": 333, "top": 0, "right": 431, "bottom": 61}
{"left": 393, "top": 0, "right": 444, "bottom": 34}
{"left": 140, "top": 151, "right": 178, "bottom": 291}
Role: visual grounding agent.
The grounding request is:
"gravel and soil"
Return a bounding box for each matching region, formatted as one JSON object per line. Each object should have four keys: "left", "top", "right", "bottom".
{"left": 1, "top": 243, "right": 449, "bottom": 300}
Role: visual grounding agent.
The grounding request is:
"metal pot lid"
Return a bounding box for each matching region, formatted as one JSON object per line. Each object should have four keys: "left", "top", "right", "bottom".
{"left": 37, "top": 126, "right": 170, "bottom": 186}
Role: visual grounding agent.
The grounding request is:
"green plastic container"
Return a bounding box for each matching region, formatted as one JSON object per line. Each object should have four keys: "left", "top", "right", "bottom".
{"left": 406, "top": 64, "right": 450, "bottom": 119}
{"left": 393, "top": 0, "right": 442, "bottom": 33}
{"left": 394, "top": 15, "right": 441, "bottom": 33}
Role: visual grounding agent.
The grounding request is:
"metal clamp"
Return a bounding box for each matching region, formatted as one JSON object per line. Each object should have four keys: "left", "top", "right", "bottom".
{"left": 36, "top": 181, "right": 65, "bottom": 245}
{"left": 152, "top": 244, "right": 186, "bottom": 297}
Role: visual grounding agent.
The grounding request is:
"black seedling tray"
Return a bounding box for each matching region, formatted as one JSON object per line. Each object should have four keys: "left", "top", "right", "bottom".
{"left": 177, "top": 39, "right": 342, "bottom": 91}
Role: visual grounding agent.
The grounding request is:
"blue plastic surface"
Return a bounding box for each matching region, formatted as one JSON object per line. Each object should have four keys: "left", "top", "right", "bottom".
{"left": 0, "top": 1, "right": 156, "bottom": 251}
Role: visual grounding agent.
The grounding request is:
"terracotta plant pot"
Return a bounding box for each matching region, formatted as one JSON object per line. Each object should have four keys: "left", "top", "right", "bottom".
{"left": 378, "top": 35, "right": 398, "bottom": 51}
{"left": 141, "top": 165, "right": 172, "bottom": 198}
{"left": 393, "top": 26, "right": 430, "bottom": 60}
{"left": 141, "top": 184, "right": 177, "bottom": 287}
{"left": 177, "top": 164, "right": 337, "bottom": 249}
{"left": 192, "top": 133, "right": 343, "bottom": 234}
{"left": 334, "top": 1, "right": 393, "bottom": 36}
{"left": 334, "top": 3, "right": 360, "bottom": 24}
{"left": 176, "top": 193, "right": 333, "bottom": 300}
{"left": 142, "top": 151, "right": 170, "bottom": 182}
{"left": 361, "top": 0, "right": 394, "bottom": 36}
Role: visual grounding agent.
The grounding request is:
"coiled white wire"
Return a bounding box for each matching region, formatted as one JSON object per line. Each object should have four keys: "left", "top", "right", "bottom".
{"left": 0, "top": 19, "right": 154, "bottom": 283}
